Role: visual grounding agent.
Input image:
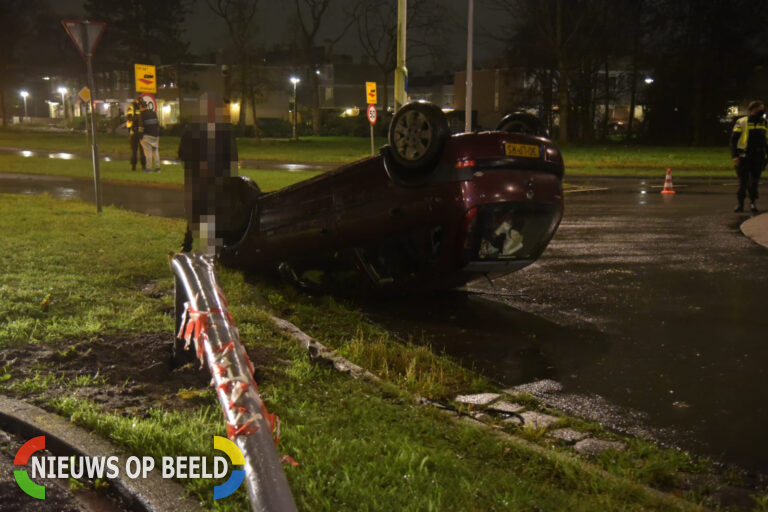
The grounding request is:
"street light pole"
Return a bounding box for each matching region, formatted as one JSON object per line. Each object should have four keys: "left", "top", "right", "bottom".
{"left": 20, "top": 91, "right": 29, "bottom": 121}
{"left": 465, "top": 0, "right": 474, "bottom": 133}
{"left": 290, "top": 76, "right": 300, "bottom": 141}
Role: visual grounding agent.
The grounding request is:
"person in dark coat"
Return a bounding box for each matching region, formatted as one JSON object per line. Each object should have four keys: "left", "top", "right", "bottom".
{"left": 178, "top": 93, "right": 239, "bottom": 254}
{"left": 138, "top": 99, "right": 161, "bottom": 172}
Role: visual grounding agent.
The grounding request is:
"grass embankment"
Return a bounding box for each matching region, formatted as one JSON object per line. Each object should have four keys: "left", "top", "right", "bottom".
{"left": 0, "top": 129, "right": 385, "bottom": 164}
{"left": 0, "top": 193, "right": 741, "bottom": 510}
{"left": 0, "top": 128, "right": 738, "bottom": 183}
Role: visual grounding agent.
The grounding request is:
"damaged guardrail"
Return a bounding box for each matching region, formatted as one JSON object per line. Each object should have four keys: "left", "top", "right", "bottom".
{"left": 170, "top": 252, "right": 297, "bottom": 512}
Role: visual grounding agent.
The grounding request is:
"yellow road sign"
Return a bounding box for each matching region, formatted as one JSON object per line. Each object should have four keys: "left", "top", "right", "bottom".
{"left": 135, "top": 63, "right": 157, "bottom": 93}
{"left": 365, "top": 82, "right": 377, "bottom": 104}
{"left": 78, "top": 86, "right": 91, "bottom": 103}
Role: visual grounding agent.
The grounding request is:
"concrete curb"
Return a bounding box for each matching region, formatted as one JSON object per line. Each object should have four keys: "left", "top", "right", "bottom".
{"left": 741, "top": 213, "right": 768, "bottom": 249}
{"left": 270, "top": 316, "right": 707, "bottom": 511}
{"left": 0, "top": 395, "right": 203, "bottom": 512}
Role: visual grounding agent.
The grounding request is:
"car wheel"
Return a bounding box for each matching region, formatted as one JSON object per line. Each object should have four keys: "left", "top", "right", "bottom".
{"left": 388, "top": 102, "right": 449, "bottom": 171}
{"left": 497, "top": 112, "right": 549, "bottom": 137}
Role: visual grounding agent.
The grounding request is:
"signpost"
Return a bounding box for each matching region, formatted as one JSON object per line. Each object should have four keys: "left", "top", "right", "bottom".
{"left": 134, "top": 63, "right": 157, "bottom": 94}
{"left": 366, "top": 82, "right": 378, "bottom": 156}
{"left": 138, "top": 92, "right": 157, "bottom": 112}
{"left": 62, "top": 19, "right": 106, "bottom": 213}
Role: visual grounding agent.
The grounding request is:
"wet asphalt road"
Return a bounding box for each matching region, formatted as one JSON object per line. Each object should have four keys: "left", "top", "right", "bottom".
{"left": 369, "top": 178, "right": 768, "bottom": 473}
{"left": 2, "top": 174, "right": 767, "bottom": 473}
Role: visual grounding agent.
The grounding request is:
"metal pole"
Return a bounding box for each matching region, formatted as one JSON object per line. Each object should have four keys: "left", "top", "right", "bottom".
{"left": 82, "top": 23, "right": 102, "bottom": 213}
{"left": 370, "top": 123, "right": 375, "bottom": 156}
{"left": 171, "top": 253, "right": 298, "bottom": 512}
{"left": 23, "top": 97, "right": 28, "bottom": 119}
{"left": 292, "top": 82, "right": 297, "bottom": 141}
{"left": 465, "top": 0, "right": 474, "bottom": 133}
{"left": 394, "top": 0, "right": 407, "bottom": 112}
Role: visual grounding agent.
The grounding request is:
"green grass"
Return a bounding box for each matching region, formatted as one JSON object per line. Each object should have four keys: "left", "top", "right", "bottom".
{"left": 560, "top": 145, "right": 733, "bottom": 171}
{"left": 0, "top": 129, "right": 384, "bottom": 164}
{"left": 0, "top": 193, "right": 734, "bottom": 511}
{"left": 0, "top": 153, "right": 319, "bottom": 191}
{"left": 0, "top": 128, "right": 736, "bottom": 176}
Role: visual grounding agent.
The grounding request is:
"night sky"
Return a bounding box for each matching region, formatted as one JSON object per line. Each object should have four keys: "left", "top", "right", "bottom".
{"left": 48, "top": 0, "right": 506, "bottom": 73}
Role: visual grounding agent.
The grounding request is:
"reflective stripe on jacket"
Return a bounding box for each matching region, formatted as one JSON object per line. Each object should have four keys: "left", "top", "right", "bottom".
{"left": 732, "top": 115, "right": 768, "bottom": 155}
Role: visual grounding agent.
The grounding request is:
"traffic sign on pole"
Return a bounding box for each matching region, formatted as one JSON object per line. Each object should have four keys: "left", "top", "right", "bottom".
{"left": 367, "top": 104, "right": 377, "bottom": 125}
{"left": 365, "top": 82, "right": 378, "bottom": 105}
{"left": 367, "top": 104, "right": 377, "bottom": 157}
{"left": 61, "top": 19, "right": 106, "bottom": 62}
{"left": 134, "top": 63, "right": 157, "bottom": 94}
{"left": 139, "top": 93, "right": 157, "bottom": 112}
{"left": 62, "top": 19, "right": 106, "bottom": 214}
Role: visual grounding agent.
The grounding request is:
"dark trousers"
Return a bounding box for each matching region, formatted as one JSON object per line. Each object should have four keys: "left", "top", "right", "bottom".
{"left": 130, "top": 133, "right": 146, "bottom": 170}
{"left": 736, "top": 156, "right": 764, "bottom": 203}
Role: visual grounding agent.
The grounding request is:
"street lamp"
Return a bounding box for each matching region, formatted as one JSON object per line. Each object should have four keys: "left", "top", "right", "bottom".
{"left": 19, "top": 90, "right": 29, "bottom": 121}
{"left": 290, "top": 76, "right": 300, "bottom": 141}
{"left": 57, "top": 87, "right": 67, "bottom": 119}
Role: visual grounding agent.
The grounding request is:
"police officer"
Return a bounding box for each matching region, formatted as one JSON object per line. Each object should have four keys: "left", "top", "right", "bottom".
{"left": 126, "top": 99, "right": 146, "bottom": 171}
{"left": 730, "top": 100, "right": 768, "bottom": 212}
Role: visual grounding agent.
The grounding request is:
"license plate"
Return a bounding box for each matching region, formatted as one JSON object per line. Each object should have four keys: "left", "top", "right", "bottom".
{"left": 504, "top": 142, "right": 540, "bottom": 158}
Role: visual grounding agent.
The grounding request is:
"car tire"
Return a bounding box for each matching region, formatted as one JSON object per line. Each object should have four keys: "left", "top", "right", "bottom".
{"left": 388, "top": 102, "right": 449, "bottom": 172}
{"left": 497, "top": 112, "right": 549, "bottom": 137}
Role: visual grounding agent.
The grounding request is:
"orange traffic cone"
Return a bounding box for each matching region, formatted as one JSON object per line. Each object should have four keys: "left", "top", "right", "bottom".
{"left": 661, "top": 168, "right": 676, "bottom": 195}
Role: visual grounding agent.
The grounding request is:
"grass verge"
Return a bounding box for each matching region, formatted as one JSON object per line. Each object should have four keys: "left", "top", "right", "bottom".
{"left": 0, "top": 193, "right": 751, "bottom": 511}
{"left": 0, "top": 153, "right": 319, "bottom": 191}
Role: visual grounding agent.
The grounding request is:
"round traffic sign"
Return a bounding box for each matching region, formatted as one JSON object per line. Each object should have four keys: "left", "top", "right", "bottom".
{"left": 139, "top": 93, "right": 157, "bottom": 112}
{"left": 367, "top": 104, "right": 377, "bottom": 125}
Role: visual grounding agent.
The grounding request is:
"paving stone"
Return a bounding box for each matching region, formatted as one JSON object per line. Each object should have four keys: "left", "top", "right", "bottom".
{"left": 504, "top": 379, "right": 563, "bottom": 395}
{"left": 573, "top": 438, "right": 626, "bottom": 455}
{"left": 502, "top": 415, "right": 523, "bottom": 426}
{"left": 488, "top": 401, "right": 525, "bottom": 414}
{"left": 519, "top": 411, "right": 559, "bottom": 429}
{"left": 471, "top": 411, "right": 491, "bottom": 422}
{"left": 547, "top": 428, "right": 589, "bottom": 443}
{"left": 455, "top": 393, "right": 501, "bottom": 405}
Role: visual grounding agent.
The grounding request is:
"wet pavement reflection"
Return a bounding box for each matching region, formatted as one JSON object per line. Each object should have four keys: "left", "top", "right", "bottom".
{"left": 370, "top": 178, "right": 768, "bottom": 472}
{"left": 0, "top": 174, "right": 185, "bottom": 218}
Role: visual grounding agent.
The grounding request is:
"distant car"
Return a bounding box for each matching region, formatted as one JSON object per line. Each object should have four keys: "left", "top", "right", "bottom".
{"left": 207, "top": 102, "right": 565, "bottom": 291}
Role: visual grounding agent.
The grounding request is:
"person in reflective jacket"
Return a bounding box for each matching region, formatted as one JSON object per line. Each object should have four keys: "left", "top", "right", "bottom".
{"left": 126, "top": 100, "right": 146, "bottom": 171}
{"left": 730, "top": 100, "right": 768, "bottom": 212}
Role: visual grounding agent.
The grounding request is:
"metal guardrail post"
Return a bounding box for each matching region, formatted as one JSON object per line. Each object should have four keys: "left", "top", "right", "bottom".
{"left": 170, "top": 252, "right": 297, "bottom": 512}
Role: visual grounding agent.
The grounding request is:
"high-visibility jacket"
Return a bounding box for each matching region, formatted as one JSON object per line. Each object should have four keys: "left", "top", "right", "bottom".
{"left": 731, "top": 113, "right": 768, "bottom": 157}
{"left": 126, "top": 104, "right": 140, "bottom": 134}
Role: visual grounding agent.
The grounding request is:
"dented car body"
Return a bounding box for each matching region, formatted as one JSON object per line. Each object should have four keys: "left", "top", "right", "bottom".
{"left": 209, "top": 103, "right": 564, "bottom": 291}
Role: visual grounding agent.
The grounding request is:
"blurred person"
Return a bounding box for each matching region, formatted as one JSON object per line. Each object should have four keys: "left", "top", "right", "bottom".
{"left": 126, "top": 99, "right": 146, "bottom": 171}
{"left": 138, "top": 98, "right": 161, "bottom": 172}
{"left": 178, "top": 93, "right": 239, "bottom": 254}
{"left": 730, "top": 100, "right": 767, "bottom": 212}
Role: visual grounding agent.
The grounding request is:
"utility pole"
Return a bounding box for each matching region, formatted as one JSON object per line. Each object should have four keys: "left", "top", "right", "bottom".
{"left": 394, "top": 0, "right": 407, "bottom": 112}
{"left": 465, "top": 0, "right": 474, "bottom": 133}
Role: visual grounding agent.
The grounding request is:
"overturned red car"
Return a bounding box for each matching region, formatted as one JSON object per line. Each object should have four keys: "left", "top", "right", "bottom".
{"left": 207, "top": 102, "right": 564, "bottom": 291}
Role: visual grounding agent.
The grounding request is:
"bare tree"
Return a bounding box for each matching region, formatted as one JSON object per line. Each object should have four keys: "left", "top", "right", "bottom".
{"left": 208, "top": 0, "right": 262, "bottom": 140}
{"left": 294, "top": 0, "right": 354, "bottom": 135}
{"left": 353, "top": 0, "right": 447, "bottom": 118}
